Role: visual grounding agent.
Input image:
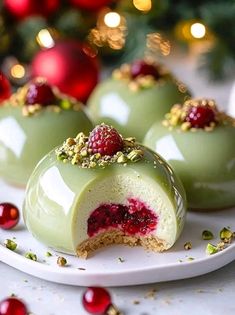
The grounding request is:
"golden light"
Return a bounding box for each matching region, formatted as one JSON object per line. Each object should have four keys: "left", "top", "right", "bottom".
{"left": 36, "top": 29, "right": 55, "bottom": 48}
{"left": 190, "top": 22, "right": 206, "bottom": 39}
{"left": 10, "top": 64, "right": 25, "bottom": 79}
{"left": 104, "top": 12, "right": 121, "bottom": 28}
{"left": 133, "top": 0, "right": 152, "bottom": 12}
{"left": 147, "top": 33, "right": 171, "bottom": 56}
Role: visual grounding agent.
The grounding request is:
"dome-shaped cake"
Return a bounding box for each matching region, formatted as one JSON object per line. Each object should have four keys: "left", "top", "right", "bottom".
{"left": 144, "top": 98, "right": 235, "bottom": 211}
{"left": 0, "top": 78, "right": 93, "bottom": 186}
{"left": 87, "top": 59, "right": 190, "bottom": 141}
{"left": 23, "top": 124, "right": 187, "bottom": 258}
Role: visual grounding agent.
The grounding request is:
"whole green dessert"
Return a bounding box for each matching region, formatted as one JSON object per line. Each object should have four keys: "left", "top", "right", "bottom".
{"left": 144, "top": 98, "right": 235, "bottom": 211}
{"left": 87, "top": 59, "right": 190, "bottom": 141}
{"left": 23, "top": 124, "right": 187, "bottom": 258}
{"left": 0, "top": 78, "right": 93, "bottom": 187}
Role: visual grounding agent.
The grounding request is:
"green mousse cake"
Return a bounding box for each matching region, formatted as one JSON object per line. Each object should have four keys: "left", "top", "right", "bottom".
{"left": 144, "top": 98, "right": 235, "bottom": 211}
{"left": 0, "top": 78, "right": 93, "bottom": 187}
{"left": 23, "top": 124, "right": 187, "bottom": 258}
{"left": 87, "top": 59, "right": 190, "bottom": 141}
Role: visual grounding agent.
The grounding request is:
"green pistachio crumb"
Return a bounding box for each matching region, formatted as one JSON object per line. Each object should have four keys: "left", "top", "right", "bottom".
{"left": 202, "top": 230, "right": 214, "bottom": 240}
{"left": 46, "top": 251, "right": 52, "bottom": 257}
{"left": 127, "top": 149, "right": 144, "bottom": 162}
{"left": 118, "top": 257, "right": 125, "bottom": 263}
{"left": 184, "top": 242, "right": 192, "bottom": 250}
{"left": 25, "top": 252, "right": 37, "bottom": 261}
{"left": 220, "top": 227, "right": 233, "bottom": 243}
{"left": 60, "top": 99, "right": 72, "bottom": 110}
{"left": 187, "top": 257, "right": 195, "bottom": 261}
{"left": 57, "top": 256, "right": 67, "bottom": 267}
{"left": 4, "top": 239, "right": 17, "bottom": 251}
{"left": 206, "top": 243, "right": 218, "bottom": 255}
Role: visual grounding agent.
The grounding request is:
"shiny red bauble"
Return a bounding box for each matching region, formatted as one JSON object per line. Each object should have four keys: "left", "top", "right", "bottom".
{"left": 130, "top": 60, "right": 160, "bottom": 79}
{"left": 82, "top": 287, "right": 112, "bottom": 315}
{"left": 26, "top": 80, "right": 55, "bottom": 106}
{"left": 185, "top": 105, "right": 216, "bottom": 128}
{"left": 4, "top": 0, "right": 59, "bottom": 20}
{"left": 0, "top": 72, "right": 11, "bottom": 103}
{"left": 69, "top": 0, "right": 113, "bottom": 11}
{"left": 0, "top": 203, "right": 20, "bottom": 230}
{"left": 0, "top": 297, "right": 27, "bottom": 315}
{"left": 31, "top": 41, "right": 99, "bottom": 102}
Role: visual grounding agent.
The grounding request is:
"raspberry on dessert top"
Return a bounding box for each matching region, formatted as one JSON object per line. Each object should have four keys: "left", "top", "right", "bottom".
{"left": 56, "top": 124, "right": 144, "bottom": 168}
{"left": 162, "top": 98, "right": 235, "bottom": 132}
{"left": 112, "top": 59, "right": 174, "bottom": 92}
{"left": 4, "top": 77, "right": 82, "bottom": 117}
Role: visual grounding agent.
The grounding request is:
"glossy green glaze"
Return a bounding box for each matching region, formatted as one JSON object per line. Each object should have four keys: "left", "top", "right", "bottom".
{"left": 144, "top": 122, "right": 235, "bottom": 210}
{"left": 23, "top": 145, "right": 187, "bottom": 254}
{"left": 0, "top": 104, "right": 93, "bottom": 186}
{"left": 87, "top": 78, "right": 190, "bottom": 141}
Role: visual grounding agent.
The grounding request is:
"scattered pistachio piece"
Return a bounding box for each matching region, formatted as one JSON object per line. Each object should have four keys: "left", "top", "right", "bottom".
{"left": 202, "top": 230, "right": 214, "bottom": 240}
{"left": 25, "top": 252, "right": 37, "bottom": 261}
{"left": 57, "top": 256, "right": 67, "bottom": 267}
{"left": 206, "top": 243, "right": 218, "bottom": 255}
{"left": 46, "top": 251, "right": 52, "bottom": 257}
{"left": 4, "top": 239, "right": 17, "bottom": 251}
{"left": 220, "top": 227, "right": 233, "bottom": 243}
{"left": 118, "top": 257, "right": 125, "bottom": 263}
{"left": 184, "top": 242, "right": 192, "bottom": 250}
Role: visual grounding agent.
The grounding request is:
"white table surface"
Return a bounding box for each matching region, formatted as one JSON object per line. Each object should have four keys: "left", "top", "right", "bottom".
{"left": 1, "top": 52, "right": 235, "bottom": 315}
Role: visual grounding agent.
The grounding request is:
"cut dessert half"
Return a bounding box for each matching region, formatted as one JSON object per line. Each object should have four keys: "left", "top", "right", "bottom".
{"left": 23, "top": 124, "right": 187, "bottom": 258}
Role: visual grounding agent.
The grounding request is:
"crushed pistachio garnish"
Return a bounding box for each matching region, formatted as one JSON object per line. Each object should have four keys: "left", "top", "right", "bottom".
{"left": 25, "top": 252, "right": 37, "bottom": 261}
{"left": 4, "top": 239, "right": 17, "bottom": 251}
{"left": 56, "top": 132, "right": 144, "bottom": 169}
{"left": 162, "top": 98, "right": 235, "bottom": 132}
{"left": 202, "top": 230, "right": 214, "bottom": 240}
{"left": 206, "top": 243, "right": 218, "bottom": 255}
{"left": 184, "top": 242, "right": 192, "bottom": 250}
{"left": 220, "top": 227, "right": 233, "bottom": 243}
{"left": 4, "top": 78, "right": 82, "bottom": 117}
{"left": 112, "top": 60, "right": 170, "bottom": 92}
{"left": 46, "top": 251, "right": 52, "bottom": 257}
{"left": 57, "top": 256, "right": 67, "bottom": 267}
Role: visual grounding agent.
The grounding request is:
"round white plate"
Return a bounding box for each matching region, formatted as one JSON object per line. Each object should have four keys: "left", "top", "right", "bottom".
{"left": 0, "top": 180, "right": 234, "bottom": 287}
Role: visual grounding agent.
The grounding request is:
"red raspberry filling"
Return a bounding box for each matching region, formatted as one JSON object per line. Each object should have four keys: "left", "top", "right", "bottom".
{"left": 87, "top": 198, "right": 158, "bottom": 237}
{"left": 185, "top": 105, "right": 216, "bottom": 128}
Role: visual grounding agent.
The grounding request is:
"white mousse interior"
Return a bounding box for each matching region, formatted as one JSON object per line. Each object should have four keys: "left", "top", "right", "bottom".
{"left": 72, "top": 171, "right": 178, "bottom": 251}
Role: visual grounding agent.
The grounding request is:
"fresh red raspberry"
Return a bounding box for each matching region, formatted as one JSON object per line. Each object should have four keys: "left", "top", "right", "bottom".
{"left": 130, "top": 60, "right": 160, "bottom": 79}
{"left": 185, "top": 105, "right": 216, "bottom": 128}
{"left": 26, "top": 80, "right": 55, "bottom": 106}
{"left": 88, "top": 124, "right": 123, "bottom": 156}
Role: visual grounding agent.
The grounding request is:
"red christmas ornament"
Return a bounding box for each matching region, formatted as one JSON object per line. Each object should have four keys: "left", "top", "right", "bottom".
{"left": 130, "top": 60, "right": 160, "bottom": 80}
{"left": 82, "top": 287, "right": 111, "bottom": 314}
{"left": 4, "top": 0, "right": 60, "bottom": 20}
{"left": 0, "top": 297, "right": 27, "bottom": 315}
{"left": 69, "top": 0, "right": 113, "bottom": 11}
{"left": 31, "top": 41, "right": 99, "bottom": 102}
{"left": 0, "top": 72, "right": 11, "bottom": 103}
{"left": 0, "top": 203, "right": 20, "bottom": 230}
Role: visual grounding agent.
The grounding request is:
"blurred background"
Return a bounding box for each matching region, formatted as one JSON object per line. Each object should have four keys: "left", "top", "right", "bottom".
{"left": 0, "top": 0, "right": 235, "bottom": 111}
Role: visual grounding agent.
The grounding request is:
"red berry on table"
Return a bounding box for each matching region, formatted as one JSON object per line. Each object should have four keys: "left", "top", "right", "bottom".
{"left": 0, "top": 297, "right": 27, "bottom": 315}
{"left": 88, "top": 124, "right": 123, "bottom": 156}
{"left": 130, "top": 60, "right": 160, "bottom": 79}
{"left": 185, "top": 105, "right": 216, "bottom": 128}
{"left": 25, "top": 80, "right": 55, "bottom": 106}
{"left": 0, "top": 203, "right": 20, "bottom": 230}
{"left": 82, "top": 287, "right": 112, "bottom": 315}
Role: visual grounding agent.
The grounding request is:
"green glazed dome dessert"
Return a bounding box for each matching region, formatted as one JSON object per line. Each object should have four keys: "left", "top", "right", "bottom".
{"left": 144, "top": 98, "right": 235, "bottom": 211}
{"left": 0, "top": 78, "right": 93, "bottom": 187}
{"left": 87, "top": 59, "right": 190, "bottom": 141}
{"left": 23, "top": 124, "right": 187, "bottom": 258}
